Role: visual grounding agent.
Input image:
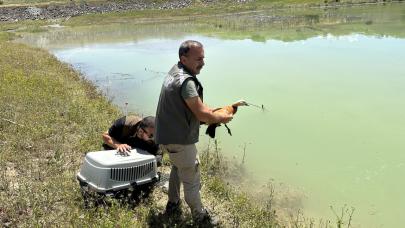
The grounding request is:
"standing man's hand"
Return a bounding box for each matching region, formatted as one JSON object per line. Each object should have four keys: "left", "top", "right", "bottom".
{"left": 218, "top": 113, "right": 233, "bottom": 124}
{"left": 185, "top": 96, "right": 235, "bottom": 125}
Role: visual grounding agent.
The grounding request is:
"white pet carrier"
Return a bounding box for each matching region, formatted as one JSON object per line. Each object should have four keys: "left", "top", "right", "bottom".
{"left": 77, "top": 149, "right": 159, "bottom": 193}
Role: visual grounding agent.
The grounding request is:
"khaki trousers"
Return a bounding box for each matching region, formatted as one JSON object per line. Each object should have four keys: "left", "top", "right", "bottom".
{"left": 161, "top": 144, "right": 203, "bottom": 217}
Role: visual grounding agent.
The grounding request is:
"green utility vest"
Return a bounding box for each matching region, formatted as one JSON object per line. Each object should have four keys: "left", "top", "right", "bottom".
{"left": 155, "top": 63, "right": 203, "bottom": 145}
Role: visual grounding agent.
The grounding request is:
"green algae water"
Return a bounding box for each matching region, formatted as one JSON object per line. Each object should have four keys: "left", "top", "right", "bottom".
{"left": 20, "top": 3, "right": 405, "bottom": 227}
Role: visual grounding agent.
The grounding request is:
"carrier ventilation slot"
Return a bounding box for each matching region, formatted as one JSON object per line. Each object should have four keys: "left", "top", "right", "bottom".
{"left": 110, "top": 162, "right": 154, "bottom": 181}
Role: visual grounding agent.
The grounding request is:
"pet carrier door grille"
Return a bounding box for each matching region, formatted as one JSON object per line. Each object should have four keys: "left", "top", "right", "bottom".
{"left": 110, "top": 162, "right": 154, "bottom": 181}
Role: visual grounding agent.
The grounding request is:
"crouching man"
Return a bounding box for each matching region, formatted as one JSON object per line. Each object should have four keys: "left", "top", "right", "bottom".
{"left": 102, "top": 115, "right": 161, "bottom": 164}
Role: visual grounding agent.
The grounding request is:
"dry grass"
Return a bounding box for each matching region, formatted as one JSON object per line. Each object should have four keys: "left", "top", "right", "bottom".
{"left": 0, "top": 41, "right": 131, "bottom": 226}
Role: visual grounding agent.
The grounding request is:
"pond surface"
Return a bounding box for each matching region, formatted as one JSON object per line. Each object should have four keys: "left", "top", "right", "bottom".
{"left": 20, "top": 3, "right": 405, "bottom": 227}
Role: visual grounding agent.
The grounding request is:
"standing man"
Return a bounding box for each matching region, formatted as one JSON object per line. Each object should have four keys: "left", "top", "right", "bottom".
{"left": 155, "top": 40, "right": 233, "bottom": 225}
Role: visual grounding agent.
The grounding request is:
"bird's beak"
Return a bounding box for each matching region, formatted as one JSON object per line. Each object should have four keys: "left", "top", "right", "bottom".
{"left": 239, "top": 100, "right": 248, "bottom": 106}
{"left": 233, "top": 100, "right": 249, "bottom": 107}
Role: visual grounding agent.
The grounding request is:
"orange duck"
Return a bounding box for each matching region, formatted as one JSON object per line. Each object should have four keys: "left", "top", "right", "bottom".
{"left": 206, "top": 100, "right": 248, "bottom": 138}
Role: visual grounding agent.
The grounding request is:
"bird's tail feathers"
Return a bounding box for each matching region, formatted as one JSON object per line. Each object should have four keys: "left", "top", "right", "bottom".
{"left": 206, "top": 124, "right": 220, "bottom": 138}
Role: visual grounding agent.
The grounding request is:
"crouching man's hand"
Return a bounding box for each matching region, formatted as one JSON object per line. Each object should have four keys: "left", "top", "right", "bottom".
{"left": 117, "top": 144, "right": 132, "bottom": 155}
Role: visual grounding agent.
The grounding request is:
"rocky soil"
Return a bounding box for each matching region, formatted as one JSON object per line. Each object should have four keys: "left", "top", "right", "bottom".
{"left": 0, "top": 0, "right": 250, "bottom": 22}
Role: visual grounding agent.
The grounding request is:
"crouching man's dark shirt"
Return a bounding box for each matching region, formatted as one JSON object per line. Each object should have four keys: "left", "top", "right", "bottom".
{"left": 103, "top": 115, "right": 159, "bottom": 155}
